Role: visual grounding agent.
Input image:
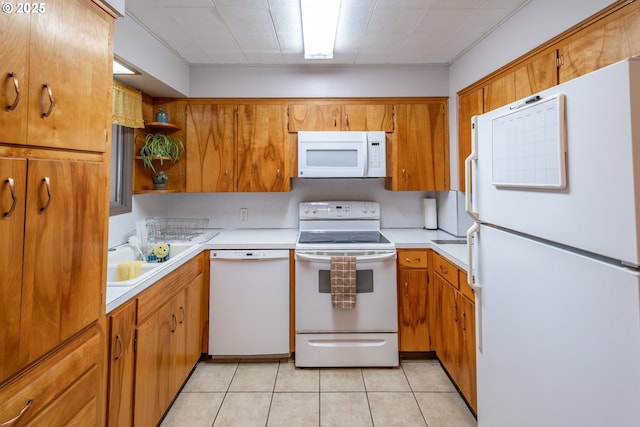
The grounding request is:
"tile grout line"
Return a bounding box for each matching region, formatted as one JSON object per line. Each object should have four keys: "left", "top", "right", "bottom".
{"left": 210, "top": 361, "right": 239, "bottom": 427}
{"left": 401, "top": 362, "right": 431, "bottom": 427}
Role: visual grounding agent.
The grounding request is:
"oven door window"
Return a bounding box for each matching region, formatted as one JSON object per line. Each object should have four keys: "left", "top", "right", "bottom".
{"left": 318, "top": 270, "right": 373, "bottom": 293}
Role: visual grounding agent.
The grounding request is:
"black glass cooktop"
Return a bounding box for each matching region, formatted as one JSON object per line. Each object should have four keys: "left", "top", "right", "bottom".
{"left": 298, "top": 231, "right": 390, "bottom": 244}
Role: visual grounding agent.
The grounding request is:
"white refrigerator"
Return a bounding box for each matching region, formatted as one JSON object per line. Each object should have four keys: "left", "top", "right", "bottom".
{"left": 466, "top": 57, "right": 640, "bottom": 427}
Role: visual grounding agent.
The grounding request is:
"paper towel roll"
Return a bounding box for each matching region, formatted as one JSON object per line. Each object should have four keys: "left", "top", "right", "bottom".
{"left": 423, "top": 198, "right": 437, "bottom": 230}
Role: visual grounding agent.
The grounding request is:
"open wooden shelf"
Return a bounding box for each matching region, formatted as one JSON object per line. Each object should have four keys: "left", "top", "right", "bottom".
{"left": 144, "top": 122, "right": 181, "bottom": 131}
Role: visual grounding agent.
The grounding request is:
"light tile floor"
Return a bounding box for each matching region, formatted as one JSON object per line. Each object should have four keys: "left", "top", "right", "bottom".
{"left": 160, "top": 359, "right": 477, "bottom": 427}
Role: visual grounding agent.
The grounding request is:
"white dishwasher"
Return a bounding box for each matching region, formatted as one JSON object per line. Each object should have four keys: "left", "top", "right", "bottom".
{"left": 209, "top": 249, "right": 290, "bottom": 357}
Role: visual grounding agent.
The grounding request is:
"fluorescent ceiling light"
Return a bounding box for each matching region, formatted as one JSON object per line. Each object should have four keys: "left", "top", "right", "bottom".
{"left": 301, "top": 0, "right": 341, "bottom": 59}
{"left": 113, "top": 59, "right": 138, "bottom": 75}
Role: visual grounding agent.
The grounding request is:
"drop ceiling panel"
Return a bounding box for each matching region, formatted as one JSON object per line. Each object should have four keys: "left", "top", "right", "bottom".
{"left": 123, "top": 0, "right": 530, "bottom": 65}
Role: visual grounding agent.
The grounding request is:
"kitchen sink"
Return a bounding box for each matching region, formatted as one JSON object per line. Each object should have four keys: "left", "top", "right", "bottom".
{"left": 106, "top": 243, "right": 197, "bottom": 286}
{"left": 432, "top": 239, "right": 467, "bottom": 244}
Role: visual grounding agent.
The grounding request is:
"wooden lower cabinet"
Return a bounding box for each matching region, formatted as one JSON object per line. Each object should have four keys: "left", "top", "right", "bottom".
{"left": 106, "top": 252, "right": 207, "bottom": 427}
{"left": 397, "top": 250, "right": 430, "bottom": 352}
{"left": 0, "top": 324, "right": 103, "bottom": 426}
{"left": 430, "top": 251, "right": 477, "bottom": 413}
{"left": 106, "top": 300, "right": 136, "bottom": 427}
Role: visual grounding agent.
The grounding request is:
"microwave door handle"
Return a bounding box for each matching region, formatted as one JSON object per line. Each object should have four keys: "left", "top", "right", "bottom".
{"left": 362, "top": 135, "right": 368, "bottom": 176}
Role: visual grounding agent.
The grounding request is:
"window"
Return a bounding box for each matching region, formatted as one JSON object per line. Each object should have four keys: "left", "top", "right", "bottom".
{"left": 110, "top": 124, "right": 133, "bottom": 216}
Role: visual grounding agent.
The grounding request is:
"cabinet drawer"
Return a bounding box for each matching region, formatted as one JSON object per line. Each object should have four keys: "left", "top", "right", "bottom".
{"left": 0, "top": 325, "right": 101, "bottom": 426}
{"left": 458, "top": 270, "right": 475, "bottom": 301}
{"left": 398, "top": 250, "right": 428, "bottom": 269}
{"left": 433, "top": 252, "right": 459, "bottom": 287}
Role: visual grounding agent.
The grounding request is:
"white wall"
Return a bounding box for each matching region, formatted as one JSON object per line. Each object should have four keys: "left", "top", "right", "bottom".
{"left": 190, "top": 64, "right": 448, "bottom": 98}
{"left": 114, "top": 15, "right": 190, "bottom": 97}
{"left": 447, "top": 0, "right": 618, "bottom": 189}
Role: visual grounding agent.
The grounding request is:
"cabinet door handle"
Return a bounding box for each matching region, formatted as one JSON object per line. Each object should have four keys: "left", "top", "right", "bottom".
{"left": 114, "top": 334, "right": 123, "bottom": 360}
{"left": 40, "top": 177, "right": 52, "bottom": 212}
{"left": 3, "top": 178, "right": 17, "bottom": 217}
{"left": 404, "top": 282, "right": 408, "bottom": 297}
{"left": 461, "top": 312, "right": 466, "bottom": 332}
{"left": 42, "top": 83, "right": 54, "bottom": 118}
{"left": 0, "top": 399, "right": 33, "bottom": 427}
{"left": 225, "top": 169, "right": 229, "bottom": 183}
{"left": 333, "top": 114, "right": 337, "bottom": 127}
{"left": 179, "top": 306, "right": 185, "bottom": 324}
{"left": 6, "top": 72, "right": 20, "bottom": 111}
{"left": 402, "top": 168, "right": 407, "bottom": 181}
{"left": 171, "top": 314, "right": 177, "bottom": 333}
{"left": 439, "top": 265, "right": 448, "bottom": 275}
{"left": 344, "top": 114, "right": 349, "bottom": 127}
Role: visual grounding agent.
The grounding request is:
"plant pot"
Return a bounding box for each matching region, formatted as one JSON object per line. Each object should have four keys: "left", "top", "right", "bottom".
{"left": 152, "top": 174, "right": 168, "bottom": 190}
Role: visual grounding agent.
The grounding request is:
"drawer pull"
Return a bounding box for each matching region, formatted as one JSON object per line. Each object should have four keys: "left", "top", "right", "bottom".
{"left": 0, "top": 399, "right": 33, "bottom": 427}
{"left": 404, "top": 257, "right": 421, "bottom": 264}
{"left": 439, "top": 265, "right": 448, "bottom": 274}
{"left": 6, "top": 72, "right": 20, "bottom": 111}
{"left": 3, "top": 178, "right": 16, "bottom": 217}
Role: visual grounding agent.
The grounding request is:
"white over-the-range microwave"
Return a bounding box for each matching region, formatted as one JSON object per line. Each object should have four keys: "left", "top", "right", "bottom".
{"left": 297, "top": 131, "right": 386, "bottom": 178}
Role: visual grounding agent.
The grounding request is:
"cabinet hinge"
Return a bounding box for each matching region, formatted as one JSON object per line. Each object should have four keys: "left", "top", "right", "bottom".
{"left": 133, "top": 337, "right": 137, "bottom": 352}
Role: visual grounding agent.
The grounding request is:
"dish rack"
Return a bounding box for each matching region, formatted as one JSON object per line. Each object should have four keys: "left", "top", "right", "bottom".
{"left": 145, "top": 217, "right": 209, "bottom": 242}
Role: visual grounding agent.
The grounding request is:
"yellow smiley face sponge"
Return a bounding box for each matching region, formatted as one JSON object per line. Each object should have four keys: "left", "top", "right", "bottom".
{"left": 153, "top": 243, "right": 170, "bottom": 259}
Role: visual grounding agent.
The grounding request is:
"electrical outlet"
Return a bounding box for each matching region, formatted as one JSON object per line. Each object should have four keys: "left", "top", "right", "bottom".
{"left": 240, "top": 208, "right": 248, "bottom": 222}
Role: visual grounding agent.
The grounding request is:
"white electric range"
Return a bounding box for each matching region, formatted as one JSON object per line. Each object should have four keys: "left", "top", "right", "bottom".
{"left": 294, "top": 201, "right": 399, "bottom": 367}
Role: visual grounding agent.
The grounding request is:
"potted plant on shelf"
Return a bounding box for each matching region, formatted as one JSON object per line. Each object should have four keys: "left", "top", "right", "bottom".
{"left": 139, "top": 133, "right": 185, "bottom": 190}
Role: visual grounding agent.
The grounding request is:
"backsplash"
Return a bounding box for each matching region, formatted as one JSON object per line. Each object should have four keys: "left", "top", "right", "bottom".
{"left": 108, "top": 178, "right": 468, "bottom": 247}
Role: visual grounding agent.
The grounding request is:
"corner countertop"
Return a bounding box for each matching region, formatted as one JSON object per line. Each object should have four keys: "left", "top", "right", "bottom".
{"left": 105, "top": 227, "right": 469, "bottom": 313}
{"left": 382, "top": 228, "right": 469, "bottom": 271}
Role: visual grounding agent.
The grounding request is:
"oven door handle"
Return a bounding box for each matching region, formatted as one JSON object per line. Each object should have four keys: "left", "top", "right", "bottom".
{"left": 295, "top": 251, "right": 396, "bottom": 263}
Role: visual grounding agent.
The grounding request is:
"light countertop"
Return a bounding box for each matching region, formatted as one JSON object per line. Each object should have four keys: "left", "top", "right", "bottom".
{"left": 105, "top": 227, "right": 469, "bottom": 313}
{"left": 382, "top": 228, "right": 469, "bottom": 271}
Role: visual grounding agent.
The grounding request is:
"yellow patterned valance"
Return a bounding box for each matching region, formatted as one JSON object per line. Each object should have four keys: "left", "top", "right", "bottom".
{"left": 112, "top": 80, "right": 144, "bottom": 128}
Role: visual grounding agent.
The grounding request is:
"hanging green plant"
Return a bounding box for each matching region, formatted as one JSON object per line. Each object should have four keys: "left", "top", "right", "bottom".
{"left": 138, "top": 133, "right": 185, "bottom": 176}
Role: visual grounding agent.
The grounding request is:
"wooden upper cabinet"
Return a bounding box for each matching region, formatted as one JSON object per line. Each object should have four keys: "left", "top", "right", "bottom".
{"left": 483, "top": 72, "right": 516, "bottom": 112}
{"left": 0, "top": 12, "right": 30, "bottom": 145}
{"left": 457, "top": 88, "right": 483, "bottom": 193}
{"left": 237, "top": 104, "right": 289, "bottom": 192}
{"left": 387, "top": 100, "right": 449, "bottom": 191}
{"left": 288, "top": 103, "right": 394, "bottom": 132}
{"left": 514, "top": 50, "right": 558, "bottom": 99}
{"left": 558, "top": 0, "right": 640, "bottom": 83}
{"left": 27, "top": 0, "right": 113, "bottom": 152}
{"left": 288, "top": 104, "right": 342, "bottom": 131}
{"left": 185, "top": 104, "right": 235, "bottom": 192}
{"left": 342, "top": 104, "right": 394, "bottom": 131}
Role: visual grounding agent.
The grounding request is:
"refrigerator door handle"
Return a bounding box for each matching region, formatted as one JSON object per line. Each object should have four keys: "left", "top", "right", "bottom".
{"left": 465, "top": 116, "right": 480, "bottom": 221}
{"left": 467, "top": 221, "right": 483, "bottom": 352}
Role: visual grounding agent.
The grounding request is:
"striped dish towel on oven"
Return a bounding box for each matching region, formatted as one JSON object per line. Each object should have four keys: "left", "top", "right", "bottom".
{"left": 330, "top": 256, "right": 357, "bottom": 309}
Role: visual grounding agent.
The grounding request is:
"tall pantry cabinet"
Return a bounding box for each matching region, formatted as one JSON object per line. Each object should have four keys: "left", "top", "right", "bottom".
{"left": 0, "top": 0, "right": 115, "bottom": 425}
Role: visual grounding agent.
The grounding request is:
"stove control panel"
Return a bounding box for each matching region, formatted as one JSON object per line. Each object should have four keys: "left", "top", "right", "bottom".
{"left": 299, "top": 201, "right": 380, "bottom": 220}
